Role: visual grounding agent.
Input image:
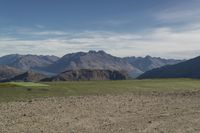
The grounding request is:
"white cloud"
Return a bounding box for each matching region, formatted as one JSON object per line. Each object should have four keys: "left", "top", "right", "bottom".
{"left": 29, "top": 31, "right": 68, "bottom": 36}
{"left": 0, "top": 25, "right": 200, "bottom": 59}
{"left": 35, "top": 25, "right": 45, "bottom": 29}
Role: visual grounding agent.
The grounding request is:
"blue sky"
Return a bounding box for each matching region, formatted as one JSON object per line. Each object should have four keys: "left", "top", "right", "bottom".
{"left": 0, "top": 0, "right": 200, "bottom": 59}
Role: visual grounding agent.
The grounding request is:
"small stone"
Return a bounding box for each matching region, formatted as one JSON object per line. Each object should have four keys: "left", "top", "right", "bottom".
{"left": 128, "top": 98, "right": 132, "bottom": 101}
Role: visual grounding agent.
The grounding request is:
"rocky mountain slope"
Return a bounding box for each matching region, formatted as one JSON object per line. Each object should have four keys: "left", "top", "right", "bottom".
{"left": 41, "top": 69, "right": 129, "bottom": 81}
{"left": 0, "top": 65, "right": 23, "bottom": 80}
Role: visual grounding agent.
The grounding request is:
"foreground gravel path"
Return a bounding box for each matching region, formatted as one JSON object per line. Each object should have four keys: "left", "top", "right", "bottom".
{"left": 0, "top": 93, "right": 200, "bottom": 133}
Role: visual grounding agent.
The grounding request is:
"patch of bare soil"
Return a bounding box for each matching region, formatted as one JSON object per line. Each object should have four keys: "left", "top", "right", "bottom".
{"left": 1, "top": 93, "right": 200, "bottom": 133}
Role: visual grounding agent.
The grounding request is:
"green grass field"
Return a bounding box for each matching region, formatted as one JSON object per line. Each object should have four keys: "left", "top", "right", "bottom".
{"left": 0, "top": 79, "right": 200, "bottom": 102}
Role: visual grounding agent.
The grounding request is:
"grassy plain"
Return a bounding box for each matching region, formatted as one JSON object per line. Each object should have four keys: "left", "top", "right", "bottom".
{"left": 0, "top": 79, "right": 200, "bottom": 102}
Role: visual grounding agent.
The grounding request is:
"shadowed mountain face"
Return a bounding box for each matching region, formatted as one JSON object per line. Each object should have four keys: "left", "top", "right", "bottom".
{"left": 2, "top": 71, "right": 47, "bottom": 82}
{"left": 0, "top": 65, "right": 23, "bottom": 80}
{"left": 138, "top": 56, "right": 200, "bottom": 79}
{"left": 41, "top": 51, "right": 143, "bottom": 78}
{"left": 41, "top": 69, "right": 129, "bottom": 81}
{"left": 0, "top": 54, "right": 59, "bottom": 70}
{"left": 123, "top": 56, "right": 182, "bottom": 72}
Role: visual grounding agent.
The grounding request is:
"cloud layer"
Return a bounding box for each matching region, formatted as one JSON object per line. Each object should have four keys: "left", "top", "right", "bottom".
{"left": 0, "top": 24, "right": 200, "bottom": 59}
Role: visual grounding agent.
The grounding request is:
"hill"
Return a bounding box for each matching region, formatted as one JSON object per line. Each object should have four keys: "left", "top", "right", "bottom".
{"left": 138, "top": 56, "right": 200, "bottom": 79}
{"left": 41, "top": 69, "right": 129, "bottom": 81}
{"left": 2, "top": 71, "right": 47, "bottom": 82}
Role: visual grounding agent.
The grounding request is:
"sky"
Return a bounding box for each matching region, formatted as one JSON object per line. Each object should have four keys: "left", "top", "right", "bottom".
{"left": 0, "top": 0, "right": 200, "bottom": 59}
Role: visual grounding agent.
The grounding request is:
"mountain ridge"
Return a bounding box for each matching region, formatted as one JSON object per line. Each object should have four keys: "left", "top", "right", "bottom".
{"left": 0, "top": 54, "right": 59, "bottom": 70}
{"left": 138, "top": 55, "right": 200, "bottom": 79}
{"left": 123, "top": 55, "right": 182, "bottom": 72}
{"left": 1, "top": 71, "right": 48, "bottom": 82}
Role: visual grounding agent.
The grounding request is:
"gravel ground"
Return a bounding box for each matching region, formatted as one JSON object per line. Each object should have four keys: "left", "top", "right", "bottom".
{"left": 0, "top": 93, "right": 200, "bottom": 133}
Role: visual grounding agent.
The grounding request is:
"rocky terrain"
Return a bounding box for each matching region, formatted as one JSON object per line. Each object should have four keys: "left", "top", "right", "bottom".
{"left": 0, "top": 93, "right": 200, "bottom": 133}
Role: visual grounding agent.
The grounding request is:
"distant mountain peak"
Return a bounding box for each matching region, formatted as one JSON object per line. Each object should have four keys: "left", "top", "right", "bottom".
{"left": 88, "top": 50, "right": 107, "bottom": 55}
{"left": 145, "top": 55, "right": 152, "bottom": 58}
{"left": 42, "top": 50, "right": 142, "bottom": 78}
{"left": 88, "top": 50, "right": 97, "bottom": 53}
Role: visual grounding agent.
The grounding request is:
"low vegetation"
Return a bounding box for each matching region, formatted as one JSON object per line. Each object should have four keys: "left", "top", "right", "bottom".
{"left": 0, "top": 79, "right": 200, "bottom": 102}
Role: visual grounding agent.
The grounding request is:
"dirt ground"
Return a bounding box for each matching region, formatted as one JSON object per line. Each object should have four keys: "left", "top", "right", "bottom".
{"left": 0, "top": 92, "right": 200, "bottom": 133}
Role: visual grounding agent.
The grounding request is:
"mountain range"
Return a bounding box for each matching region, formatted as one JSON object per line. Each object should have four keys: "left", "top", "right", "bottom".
{"left": 0, "top": 50, "right": 182, "bottom": 81}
